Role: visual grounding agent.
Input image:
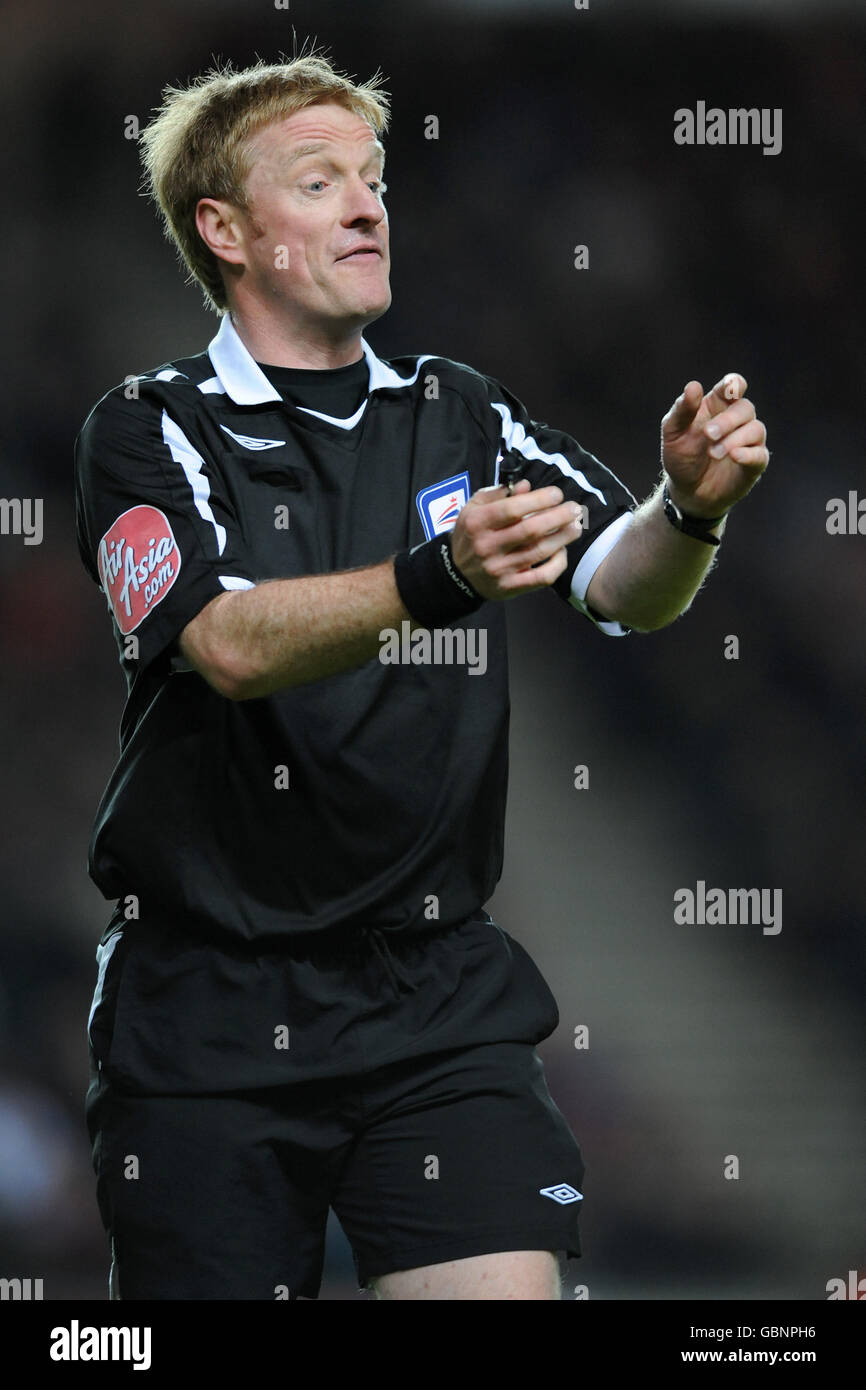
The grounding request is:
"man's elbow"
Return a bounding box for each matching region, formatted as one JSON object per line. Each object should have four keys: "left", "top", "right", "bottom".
{"left": 588, "top": 591, "right": 690, "bottom": 633}
{"left": 178, "top": 595, "right": 259, "bottom": 701}
{"left": 185, "top": 644, "right": 255, "bottom": 700}
{"left": 622, "top": 610, "right": 673, "bottom": 633}
{"left": 206, "top": 658, "right": 255, "bottom": 701}
{"left": 585, "top": 586, "right": 666, "bottom": 634}
{"left": 615, "top": 598, "right": 695, "bottom": 633}
{"left": 586, "top": 571, "right": 696, "bottom": 633}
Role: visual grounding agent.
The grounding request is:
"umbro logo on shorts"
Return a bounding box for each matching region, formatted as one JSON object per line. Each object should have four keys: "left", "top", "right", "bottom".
{"left": 539, "top": 1184, "right": 583, "bottom": 1204}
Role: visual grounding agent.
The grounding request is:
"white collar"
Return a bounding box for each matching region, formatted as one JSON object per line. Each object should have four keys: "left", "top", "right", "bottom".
{"left": 207, "top": 312, "right": 414, "bottom": 405}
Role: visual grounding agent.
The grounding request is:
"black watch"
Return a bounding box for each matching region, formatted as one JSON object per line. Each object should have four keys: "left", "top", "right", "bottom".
{"left": 662, "top": 483, "right": 725, "bottom": 546}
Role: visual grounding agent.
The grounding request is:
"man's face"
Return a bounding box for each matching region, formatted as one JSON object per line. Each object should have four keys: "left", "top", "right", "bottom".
{"left": 226, "top": 102, "right": 391, "bottom": 336}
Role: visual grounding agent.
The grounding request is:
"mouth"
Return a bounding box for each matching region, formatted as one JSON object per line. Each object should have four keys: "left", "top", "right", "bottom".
{"left": 336, "top": 247, "right": 382, "bottom": 262}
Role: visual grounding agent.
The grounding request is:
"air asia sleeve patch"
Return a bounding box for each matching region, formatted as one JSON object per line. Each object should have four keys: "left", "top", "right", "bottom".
{"left": 97, "top": 504, "right": 182, "bottom": 635}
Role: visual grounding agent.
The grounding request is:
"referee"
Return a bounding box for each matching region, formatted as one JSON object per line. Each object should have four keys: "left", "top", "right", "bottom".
{"left": 75, "top": 55, "right": 769, "bottom": 1301}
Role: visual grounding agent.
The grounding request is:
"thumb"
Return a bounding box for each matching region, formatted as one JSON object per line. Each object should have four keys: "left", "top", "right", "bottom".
{"left": 662, "top": 381, "right": 703, "bottom": 436}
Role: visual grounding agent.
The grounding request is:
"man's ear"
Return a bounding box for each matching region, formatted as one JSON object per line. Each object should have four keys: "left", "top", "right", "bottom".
{"left": 196, "top": 198, "right": 247, "bottom": 268}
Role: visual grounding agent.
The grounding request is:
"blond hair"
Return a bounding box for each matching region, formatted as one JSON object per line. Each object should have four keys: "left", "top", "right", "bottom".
{"left": 138, "top": 53, "right": 391, "bottom": 312}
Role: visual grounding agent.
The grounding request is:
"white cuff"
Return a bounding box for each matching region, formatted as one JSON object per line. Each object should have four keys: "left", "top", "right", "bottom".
{"left": 219, "top": 576, "right": 256, "bottom": 591}
{"left": 568, "top": 510, "right": 635, "bottom": 636}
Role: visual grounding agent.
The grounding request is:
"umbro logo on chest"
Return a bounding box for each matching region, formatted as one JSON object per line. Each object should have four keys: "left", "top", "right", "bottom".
{"left": 220, "top": 425, "right": 286, "bottom": 451}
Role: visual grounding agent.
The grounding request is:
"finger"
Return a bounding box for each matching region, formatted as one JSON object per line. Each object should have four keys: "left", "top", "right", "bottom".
{"left": 498, "top": 545, "right": 569, "bottom": 595}
{"left": 723, "top": 443, "right": 770, "bottom": 471}
{"left": 662, "top": 381, "right": 704, "bottom": 436}
{"left": 704, "top": 372, "right": 748, "bottom": 418}
{"left": 471, "top": 478, "right": 532, "bottom": 505}
{"left": 499, "top": 507, "right": 583, "bottom": 563}
{"left": 483, "top": 503, "right": 578, "bottom": 569}
{"left": 498, "top": 533, "right": 572, "bottom": 573}
{"left": 498, "top": 497, "right": 581, "bottom": 546}
{"left": 485, "top": 485, "right": 567, "bottom": 530}
{"left": 707, "top": 418, "right": 765, "bottom": 460}
{"left": 705, "top": 398, "right": 757, "bottom": 448}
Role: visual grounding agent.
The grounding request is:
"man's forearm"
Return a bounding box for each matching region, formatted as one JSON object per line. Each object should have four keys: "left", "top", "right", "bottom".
{"left": 181, "top": 559, "right": 418, "bottom": 699}
{"left": 585, "top": 483, "right": 727, "bottom": 632}
{"left": 181, "top": 476, "right": 582, "bottom": 699}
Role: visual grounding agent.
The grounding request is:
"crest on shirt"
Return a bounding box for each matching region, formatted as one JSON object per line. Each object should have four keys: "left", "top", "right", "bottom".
{"left": 97, "top": 504, "right": 182, "bottom": 635}
{"left": 416, "top": 472, "right": 471, "bottom": 540}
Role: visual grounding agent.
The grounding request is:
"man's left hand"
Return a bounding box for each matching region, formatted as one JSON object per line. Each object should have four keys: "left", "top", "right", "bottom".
{"left": 660, "top": 373, "right": 769, "bottom": 518}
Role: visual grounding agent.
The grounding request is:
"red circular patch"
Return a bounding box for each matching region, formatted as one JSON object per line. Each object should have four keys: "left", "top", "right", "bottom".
{"left": 97, "top": 505, "right": 182, "bottom": 635}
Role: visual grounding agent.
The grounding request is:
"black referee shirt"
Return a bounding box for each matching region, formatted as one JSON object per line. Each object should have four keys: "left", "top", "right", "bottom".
{"left": 74, "top": 314, "right": 637, "bottom": 946}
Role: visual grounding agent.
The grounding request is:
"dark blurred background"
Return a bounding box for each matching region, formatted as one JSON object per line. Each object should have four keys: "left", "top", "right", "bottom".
{"left": 1, "top": 0, "right": 864, "bottom": 1300}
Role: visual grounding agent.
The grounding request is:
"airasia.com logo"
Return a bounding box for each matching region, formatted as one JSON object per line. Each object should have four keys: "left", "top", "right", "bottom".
{"left": 97, "top": 505, "right": 181, "bottom": 634}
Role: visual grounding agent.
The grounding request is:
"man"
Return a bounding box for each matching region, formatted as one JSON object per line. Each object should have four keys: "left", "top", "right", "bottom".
{"left": 75, "top": 54, "right": 769, "bottom": 1301}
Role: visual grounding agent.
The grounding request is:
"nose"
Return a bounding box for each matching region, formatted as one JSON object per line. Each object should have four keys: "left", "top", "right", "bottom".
{"left": 342, "top": 174, "right": 386, "bottom": 227}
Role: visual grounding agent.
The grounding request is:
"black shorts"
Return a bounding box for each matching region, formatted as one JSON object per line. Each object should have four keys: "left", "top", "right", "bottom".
{"left": 86, "top": 909, "right": 586, "bottom": 1299}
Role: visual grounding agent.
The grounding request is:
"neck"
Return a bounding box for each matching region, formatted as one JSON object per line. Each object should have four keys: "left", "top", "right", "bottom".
{"left": 227, "top": 301, "right": 365, "bottom": 370}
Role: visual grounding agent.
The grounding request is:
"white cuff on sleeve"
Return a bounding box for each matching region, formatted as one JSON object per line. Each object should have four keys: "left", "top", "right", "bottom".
{"left": 568, "top": 510, "right": 635, "bottom": 636}
{"left": 219, "top": 576, "right": 256, "bottom": 591}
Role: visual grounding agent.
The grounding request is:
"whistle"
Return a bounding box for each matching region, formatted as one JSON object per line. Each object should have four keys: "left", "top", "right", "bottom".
{"left": 499, "top": 451, "right": 525, "bottom": 496}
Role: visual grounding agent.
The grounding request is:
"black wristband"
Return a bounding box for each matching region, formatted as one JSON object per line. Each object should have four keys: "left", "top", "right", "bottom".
{"left": 393, "top": 533, "right": 485, "bottom": 628}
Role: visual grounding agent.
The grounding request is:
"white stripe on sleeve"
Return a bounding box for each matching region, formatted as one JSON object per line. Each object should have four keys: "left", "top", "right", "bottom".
{"left": 490, "top": 401, "right": 608, "bottom": 504}
{"left": 161, "top": 411, "right": 227, "bottom": 556}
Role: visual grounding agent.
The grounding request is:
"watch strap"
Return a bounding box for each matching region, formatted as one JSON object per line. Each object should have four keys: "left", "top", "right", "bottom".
{"left": 662, "top": 483, "right": 725, "bottom": 546}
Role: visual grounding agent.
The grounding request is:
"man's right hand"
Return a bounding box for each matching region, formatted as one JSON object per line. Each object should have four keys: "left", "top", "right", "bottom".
{"left": 450, "top": 479, "right": 583, "bottom": 601}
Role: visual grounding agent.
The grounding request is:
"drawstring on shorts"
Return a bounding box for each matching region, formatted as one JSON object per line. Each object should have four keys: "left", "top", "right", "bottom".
{"left": 359, "top": 926, "right": 420, "bottom": 997}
